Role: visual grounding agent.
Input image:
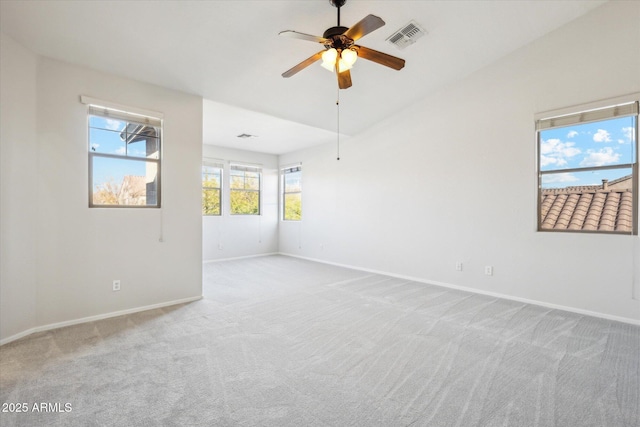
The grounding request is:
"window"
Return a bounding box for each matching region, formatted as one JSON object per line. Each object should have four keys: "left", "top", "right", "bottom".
{"left": 202, "top": 162, "right": 222, "bottom": 215}
{"left": 87, "top": 104, "right": 161, "bottom": 207}
{"left": 536, "top": 99, "right": 638, "bottom": 234}
{"left": 230, "top": 164, "right": 261, "bottom": 215}
{"left": 282, "top": 166, "right": 302, "bottom": 221}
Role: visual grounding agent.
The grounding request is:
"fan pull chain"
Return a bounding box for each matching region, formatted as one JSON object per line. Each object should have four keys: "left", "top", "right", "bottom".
{"left": 336, "top": 89, "right": 340, "bottom": 161}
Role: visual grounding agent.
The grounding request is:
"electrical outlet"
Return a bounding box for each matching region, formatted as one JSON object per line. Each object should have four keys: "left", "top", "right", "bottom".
{"left": 455, "top": 261, "right": 463, "bottom": 271}
{"left": 112, "top": 280, "right": 121, "bottom": 291}
{"left": 484, "top": 266, "right": 493, "bottom": 276}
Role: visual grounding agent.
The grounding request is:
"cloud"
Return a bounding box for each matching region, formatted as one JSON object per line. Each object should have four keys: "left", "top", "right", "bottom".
{"left": 540, "top": 155, "right": 565, "bottom": 168}
{"left": 105, "top": 119, "right": 123, "bottom": 131}
{"left": 579, "top": 147, "right": 620, "bottom": 167}
{"left": 115, "top": 147, "right": 126, "bottom": 155}
{"left": 91, "top": 143, "right": 100, "bottom": 151}
{"left": 542, "top": 173, "right": 579, "bottom": 185}
{"left": 621, "top": 126, "right": 635, "bottom": 143}
{"left": 540, "top": 138, "right": 581, "bottom": 167}
{"left": 593, "top": 129, "right": 611, "bottom": 142}
{"left": 567, "top": 130, "right": 578, "bottom": 138}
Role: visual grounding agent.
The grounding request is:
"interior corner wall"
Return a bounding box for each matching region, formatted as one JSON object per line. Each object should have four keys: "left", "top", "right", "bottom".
{"left": 279, "top": 1, "right": 640, "bottom": 322}
{"left": 0, "top": 33, "right": 38, "bottom": 341}
{"left": 202, "top": 145, "right": 279, "bottom": 261}
{"left": 1, "top": 51, "right": 204, "bottom": 343}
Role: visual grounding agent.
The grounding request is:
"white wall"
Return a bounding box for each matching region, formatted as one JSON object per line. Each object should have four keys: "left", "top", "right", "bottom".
{"left": 280, "top": 1, "right": 640, "bottom": 322}
{"left": 0, "top": 34, "right": 38, "bottom": 340}
{"left": 0, "top": 47, "right": 203, "bottom": 342}
{"left": 202, "top": 145, "right": 279, "bottom": 261}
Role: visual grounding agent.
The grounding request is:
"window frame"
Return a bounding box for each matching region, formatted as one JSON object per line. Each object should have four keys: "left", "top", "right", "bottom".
{"left": 535, "top": 95, "right": 639, "bottom": 235}
{"left": 85, "top": 100, "right": 162, "bottom": 209}
{"left": 282, "top": 165, "right": 302, "bottom": 221}
{"left": 202, "top": 161, "right": 223, "bottom": 216}
{"left": 229, "top": 163, "right": 262, "bottom": 216}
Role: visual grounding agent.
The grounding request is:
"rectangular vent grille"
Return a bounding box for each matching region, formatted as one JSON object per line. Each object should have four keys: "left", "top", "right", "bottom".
{"left": 386, "top": 20, "right": 427, "bottom": 50}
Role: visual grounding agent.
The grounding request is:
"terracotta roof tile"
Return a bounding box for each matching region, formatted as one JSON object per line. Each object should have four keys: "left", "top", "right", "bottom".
{"left": 617, "top": 192, "right": 633, "bottom": 230}
{"left": 568, "top": 193, "right": 591, "bottom": 230}
{"left": 584, "top": 193, "right": 606, "bottom": 231}
{"left": 540, "top": 175, "right": 633, "bottom": 233}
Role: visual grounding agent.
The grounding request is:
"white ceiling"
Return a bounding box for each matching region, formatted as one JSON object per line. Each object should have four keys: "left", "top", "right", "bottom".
{"left": 1, "top": 0, "right": 605, "bottom": 154}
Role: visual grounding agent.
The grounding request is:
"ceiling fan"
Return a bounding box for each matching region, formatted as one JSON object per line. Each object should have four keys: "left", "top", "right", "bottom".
{"left": 279, "top": 0, "right": 405, "bottom": 90}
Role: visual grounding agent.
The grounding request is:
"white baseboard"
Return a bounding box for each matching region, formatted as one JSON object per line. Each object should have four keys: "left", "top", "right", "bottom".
{"left": 203, "top": 252, "right": 279, "bottom": 264}
{"left": 280, "top": 252, "right": 640, "bottom": 326}
{"left": 0, "top": 296, "right": 202, "bottom": 346}
{"left": 4, "top": 253, "right": 635, "bottom": 346}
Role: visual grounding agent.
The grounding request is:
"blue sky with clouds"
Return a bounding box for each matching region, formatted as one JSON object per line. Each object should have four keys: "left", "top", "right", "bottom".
{"left": 540, "top": 116, "right": 636, "bottom": 188}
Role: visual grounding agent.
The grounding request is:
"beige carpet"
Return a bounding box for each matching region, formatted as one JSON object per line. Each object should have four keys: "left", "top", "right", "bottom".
{"left": 1, "top": 255, "right": 638, "bottom": 426}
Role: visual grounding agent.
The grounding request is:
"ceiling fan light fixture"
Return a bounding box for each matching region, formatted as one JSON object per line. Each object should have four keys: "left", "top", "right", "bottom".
{"left": 337, "top": 58, "right": 352, "bottom": 73}
{"left": 341, "top": 48, "right": 357, "bottom": 66}
{"left": 322, "top": 48, "right": 338, "bottom": 63}
{"left": 321, "top": 48, "right": 338, "bottom": 72}
{"left": 321, "top": 61, "right": 336, "bottom": 72}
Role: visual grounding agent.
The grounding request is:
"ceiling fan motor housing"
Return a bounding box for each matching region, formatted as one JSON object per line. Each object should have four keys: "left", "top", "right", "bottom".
{"left": 323, "top": 26, "right": 353, "bottom": 50}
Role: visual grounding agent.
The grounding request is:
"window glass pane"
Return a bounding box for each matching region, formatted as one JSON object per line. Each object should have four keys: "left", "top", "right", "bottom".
{"left": 89, "top": 128, "right": 127, "bottom": 155}
{"left": 202, "top": 165, "right": 221, "bottom": 216}
{"left": 92, "top": 156, "right": 158, "bottom": 206}
{"left": 540, "top": 116, "right": 636, "bottom": 172}
{"left": 283, "top": 168, "right": 302, "bottom": 221}
{"left": 540, "top": 168, "right": 633, "bottom": 233}
{"left": 246, "top": 176, "right": 260, "bottom": 190}
{"left": 230, "top": 170, "right": 242, "bottom": 187}
{"left": 541, "top": 167, "right": 633, "bottom": 189}
{"left": 284, "top": 193, "right": 302, "bottom": 221}
{"left": 202, "top": 189, "right": 221, "bottom": 215}
{"left": 230, "top": 169, "right": 260, "bottom": 190}
{"left": 229, "top": 168, "right": 261, "bottom": 215}
{"left": 230, "top": 174, "right": 245, "bottom": 189}
{"left": 127, "top": 136, "right": 160, "bottom": 159}
{"left": 230, "top": 190, "right": 259, "bottom": 215}
{"left": 202, "top": 166, "right": 221, "bottom": 187}
{"left": 89, "top": 116, "right": 127, "bottom": 132}
{"left": 90, "top": 120, "right": 160, "bottom": 159}
{"left": 284, "top": 171, "right": 301, "bottom": 191}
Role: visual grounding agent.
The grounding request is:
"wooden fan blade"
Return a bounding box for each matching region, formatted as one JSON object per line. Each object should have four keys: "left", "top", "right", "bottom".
{"left": 343, "top": 14, "right": 385, "bottom": 41}
{"left": 355, "top": 46, "right": 405, "bottom": 70}
{"left": 282, "top": 51, "right": 324, "bottom": 78}
{"left": 337, "top": 69, "right": 352, "bottom": 90}
{"left": 279, "top": 30, "right": 329, "bottom": 44}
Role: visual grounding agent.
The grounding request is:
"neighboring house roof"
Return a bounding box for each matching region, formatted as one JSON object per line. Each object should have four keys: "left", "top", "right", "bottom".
{"left": 121, "top": 124, "right": 157, "bottom": 144}
{"left": 540, "top": 175, "right": 633, "bottom": 232}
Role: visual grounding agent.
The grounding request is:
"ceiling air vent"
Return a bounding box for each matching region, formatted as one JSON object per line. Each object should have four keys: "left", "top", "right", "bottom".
{"left": 386, "top": 20, "right": 427, "bottom": 50}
